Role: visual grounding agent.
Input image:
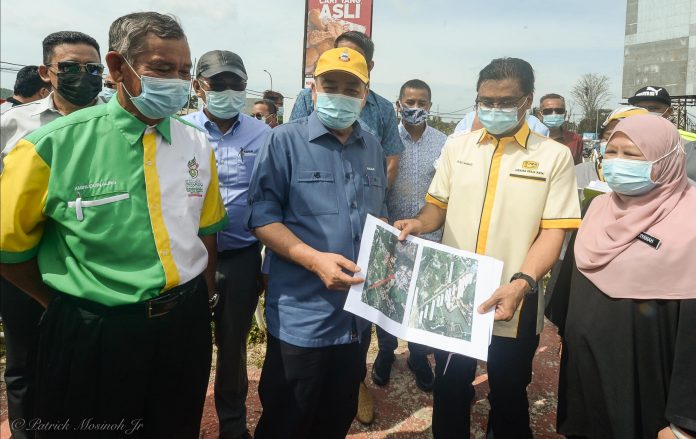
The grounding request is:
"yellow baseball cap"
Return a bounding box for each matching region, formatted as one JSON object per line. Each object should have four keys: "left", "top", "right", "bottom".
{"left": 314, "top": 47, "right": 369, "bottom": 84}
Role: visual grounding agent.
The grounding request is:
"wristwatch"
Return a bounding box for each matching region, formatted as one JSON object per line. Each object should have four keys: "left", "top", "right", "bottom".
{"left": 510, "top": 272, "right": 537, "bottom": 294}
{"left": 208, "top": 292, "right": 220, "bottom": 308}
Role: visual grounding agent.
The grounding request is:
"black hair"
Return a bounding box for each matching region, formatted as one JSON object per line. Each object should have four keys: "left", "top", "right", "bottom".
{"left": 334, "top": 31, "right": 374, "bottom": 64}
{"left": 262, "top": 90, "right": 283, "bottom": 106}
{"left": 476, "top": 57, "right": 535, "bottom": 94}
{"left": 42, "top": 31, "right": 101, "bottom": 65}
{"left": 399, "top": 79, "right": 431, "bottom": 101}
{"left": 539, "top": 93, "right": 565, "bottom": 105}
{"left": 255, "top": 99, "right": 277, "bottom": 115}
{"left": 13, "top": 66, "right": 49, "bottom": 97}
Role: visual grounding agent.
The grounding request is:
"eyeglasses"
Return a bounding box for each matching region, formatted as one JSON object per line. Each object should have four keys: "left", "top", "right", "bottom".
{"left": 46, "top": 61, "right": 105, "bottom": 76}
{"left": 541, "top": 108, "right": 566, "bottom": 115}
{"left": 476, "top": 95, "right": 527, "bottom": 110}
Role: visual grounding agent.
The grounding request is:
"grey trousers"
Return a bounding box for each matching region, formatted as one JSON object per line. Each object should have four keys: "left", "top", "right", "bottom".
{"left": 214, "top": 242, "right": 262, "bottom": 439}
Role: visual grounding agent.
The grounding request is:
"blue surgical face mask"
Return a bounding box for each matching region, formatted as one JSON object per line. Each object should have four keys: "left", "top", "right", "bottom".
{"left": 477, "top": 98, "right": 527, "bottom": 135}
{"left": 602, "top": 143, "right": 680, "bottom": 196}
{"left": 400, "top": 104, "right": 429, "bottom": 126}
{"left": 277, "top": 106, "right": 284, "bottom": 118}
{"left": 203, "top": 88, "right": 246, "bottom": 119}
{"left": 98, "top": 88, "right": 116, "bottom": 102}
{"left": 602, "top": 158, "right": 655, "bottom": 196}
{"left": 599, "top": 141, "right": 608, "bottom": 156}
{"left": 542, "top": 113, "right": 565, "bottom": 129}
{"left": 315, "top": 92, "right": 363, "bottom": 130}
{"left": 122, "top": 60, "right": 191, "bottom": 119}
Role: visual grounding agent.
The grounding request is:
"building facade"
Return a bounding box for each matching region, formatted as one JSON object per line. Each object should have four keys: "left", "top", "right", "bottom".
{"left": 623, "top": 0, "right": 696, "bottom": 97}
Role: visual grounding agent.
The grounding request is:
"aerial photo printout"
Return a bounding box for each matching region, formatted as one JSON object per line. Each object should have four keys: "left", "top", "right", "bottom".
{"left": 345, "top": 216, "right": 504, "bottom": 360}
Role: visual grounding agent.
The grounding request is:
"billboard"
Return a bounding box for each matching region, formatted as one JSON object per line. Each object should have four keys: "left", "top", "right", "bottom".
{"left": 302, "top": 0, "right": 374, "bottom": 88}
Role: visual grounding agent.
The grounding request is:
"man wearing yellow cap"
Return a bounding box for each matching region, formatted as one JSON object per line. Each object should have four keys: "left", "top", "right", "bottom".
{"left": 245, "top": 47, "right": 387, "bottom": 438}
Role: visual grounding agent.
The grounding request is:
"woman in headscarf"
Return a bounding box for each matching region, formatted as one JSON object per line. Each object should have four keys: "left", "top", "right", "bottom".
{"left": 556, "top": 114, "right": 696, "bottom": 439}
{"left": 575, "top": 105, "right": 648, "bottom": 194}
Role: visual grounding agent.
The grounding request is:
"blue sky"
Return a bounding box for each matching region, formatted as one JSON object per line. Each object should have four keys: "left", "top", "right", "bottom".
{"left": 0, "top": 0, "right": 627, "bottom": 121}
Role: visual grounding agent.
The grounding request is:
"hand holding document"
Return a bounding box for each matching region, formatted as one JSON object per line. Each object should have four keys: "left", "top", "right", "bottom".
{"left": 344, "top": 215, "right": 504, "bottom": 361}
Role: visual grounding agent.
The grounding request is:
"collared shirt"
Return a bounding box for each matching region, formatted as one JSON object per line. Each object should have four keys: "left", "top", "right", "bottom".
{"left": 289, "top": 88, "right": 405, "bottom": 157}
{"left": 1, "top": 93, "right": 63, "bottom": 162}
{"left": 553, "top": 128, "right": 583, "bottom": 165}
{"left": 426, "top": 123, "right": 581, "bottom": 338}
{"left": 0, "top": 97, "right": 23, "bottom": 114}
{"left": 454, "top": 111, "right": 550, "bottom": 136}
{"left": 183, "top": 110, "right": 270, "bottom": 251}
{"left": 245, "top": 112, "right": 388, "bottom": 348}
{"left": 0, "top": 97, "right": 228, "bottom": 306}
{"left": 388, "top": 123, "right": 447, "bottom": 242}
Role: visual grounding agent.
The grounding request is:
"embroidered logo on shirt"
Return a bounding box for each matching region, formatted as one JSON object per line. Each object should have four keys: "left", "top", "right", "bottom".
{"left": 522, "top": 161, "right": 539, "bottom": 170}
{"left": 186, "top": 156, "right": 204, "bottom": 197}
{"left": 188, "top": 157, "right": 200, "bottom": 178}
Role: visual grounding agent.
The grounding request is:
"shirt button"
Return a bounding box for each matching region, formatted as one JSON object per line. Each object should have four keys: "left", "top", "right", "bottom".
{"left": 146, "top": 160, "right": 152, "bottom": 166}
{"left": 161, "top": 250, "right": 169, "bottom": 256}
{"left": 354, "top": 235, "right": 360, "bottom": 242}
{"left": 314, "top": 172, "right": 321, "bottom": 179}
{"left": 351, "top": 202, "right": 357, "bottom": 208}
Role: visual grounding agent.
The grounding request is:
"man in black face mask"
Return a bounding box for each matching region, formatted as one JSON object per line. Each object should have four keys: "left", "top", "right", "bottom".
{"left": 0, "top": 30, "right": 102, "bottom": 439}
{"left": 1, "top": 31, "right": 102, "bottom": 161}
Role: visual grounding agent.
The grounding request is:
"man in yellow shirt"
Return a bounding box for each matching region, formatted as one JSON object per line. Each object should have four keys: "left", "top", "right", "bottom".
{"left": 396, "top": 57, "right": 580, "bottom": 438}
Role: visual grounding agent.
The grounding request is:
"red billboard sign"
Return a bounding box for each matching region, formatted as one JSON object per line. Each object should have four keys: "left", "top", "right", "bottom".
{"left": 302, "top": 0, "right": 374, "bottom": 88}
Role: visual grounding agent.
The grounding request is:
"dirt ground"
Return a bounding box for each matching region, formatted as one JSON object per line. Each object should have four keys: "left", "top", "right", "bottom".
{"left": 1, "top": 320, "right": 563, "bottom": 438}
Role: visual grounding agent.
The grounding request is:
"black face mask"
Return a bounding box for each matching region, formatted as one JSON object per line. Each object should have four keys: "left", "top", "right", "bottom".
{"left": 56, "top": 72, "right": 103, "bottom": 106}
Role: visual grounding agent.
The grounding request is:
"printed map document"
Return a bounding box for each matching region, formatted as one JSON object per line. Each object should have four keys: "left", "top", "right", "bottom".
{"left": 345, "top": 215, "right": 504, "bottom": 361}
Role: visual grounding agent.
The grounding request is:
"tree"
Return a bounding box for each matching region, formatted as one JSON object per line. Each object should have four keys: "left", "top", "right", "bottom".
{"left": 571, "top": 73, "right": 611, "bottom": 134}
{"left": 426, "top": 116, "right": 458, "bottom": 135}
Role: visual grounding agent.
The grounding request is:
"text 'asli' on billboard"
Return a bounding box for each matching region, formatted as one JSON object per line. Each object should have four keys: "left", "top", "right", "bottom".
{"left": 302, "top": 0, "right": 373, "bottom": 88}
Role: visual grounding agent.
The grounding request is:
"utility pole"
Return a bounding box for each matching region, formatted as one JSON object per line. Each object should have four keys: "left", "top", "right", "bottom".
{"left": 263, "top": 69, "right": 273, "bottom": 91}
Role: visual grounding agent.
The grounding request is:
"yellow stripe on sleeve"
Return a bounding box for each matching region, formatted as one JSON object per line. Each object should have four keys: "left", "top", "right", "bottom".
{"left": 0, "top": 139, "right": 50, "bottom": 261}
{"left": 540, "top": 218, "right": 582, "bottom": 229}
{"left": 199, "top": 149, "right": 228, "bottom": 232}
{"left": 142, "top": 131, "right": 180, "bottom": 291}
{"left": 425, "top": 193, "right": 448, "bottom": 210}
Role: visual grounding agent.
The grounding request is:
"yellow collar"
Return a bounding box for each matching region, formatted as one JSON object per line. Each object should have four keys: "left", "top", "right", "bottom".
{"left": 477, "top": 121, "right": 531, "bottom": 149}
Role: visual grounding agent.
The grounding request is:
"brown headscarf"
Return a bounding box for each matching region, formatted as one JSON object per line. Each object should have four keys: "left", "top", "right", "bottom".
{"left": 574, "top": 115, "right": 696, "bottom": 299}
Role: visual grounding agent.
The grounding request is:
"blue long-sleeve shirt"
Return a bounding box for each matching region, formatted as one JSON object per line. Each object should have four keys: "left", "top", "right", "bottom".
{"left": 183, "top": 110, "right": 270, "bottom": 250}
{"left": 245, "top": 112, "right": 388, "bottom": 347}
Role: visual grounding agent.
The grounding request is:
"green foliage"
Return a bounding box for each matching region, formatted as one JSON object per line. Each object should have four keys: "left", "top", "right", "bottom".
{"left": 576, "top": 108, "right": 612, "bottom": 135}
{"left": 427, "top": 116, "right": 458, "bottom": 135}
{"left": 247, "top": 297, "right": 266, "bottom": 345}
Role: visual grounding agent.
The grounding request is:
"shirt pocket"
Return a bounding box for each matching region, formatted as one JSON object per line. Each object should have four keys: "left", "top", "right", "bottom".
{"left": 362, "top": 172, "right": 385, "bottom": 216}
{"left": 67, "top": 192, "right": 130, "bottom": 222}
{"left": 294, "top": 170, "right": 339, "bottom": 216}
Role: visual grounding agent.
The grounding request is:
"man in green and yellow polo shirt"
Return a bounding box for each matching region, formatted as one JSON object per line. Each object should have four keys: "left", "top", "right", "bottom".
{"left": 0, "top": 12, "right": 227, "bottom": 438}
{"left": 396, "top": 58, "right": 581, "bottom": 438}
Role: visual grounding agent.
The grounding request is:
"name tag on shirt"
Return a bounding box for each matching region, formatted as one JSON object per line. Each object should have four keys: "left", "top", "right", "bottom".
{"left": 636, "top": 232, "right": 661, "bottom": 250}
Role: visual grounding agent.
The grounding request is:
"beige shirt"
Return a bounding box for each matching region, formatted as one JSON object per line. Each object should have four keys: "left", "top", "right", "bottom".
{"left": 427, "top": 122, "right": 581, "bottom": 338}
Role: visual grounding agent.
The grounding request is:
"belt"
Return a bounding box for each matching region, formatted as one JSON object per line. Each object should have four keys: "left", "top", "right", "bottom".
{"left": 58, "top": 276, "right": 202, "bottom": 319}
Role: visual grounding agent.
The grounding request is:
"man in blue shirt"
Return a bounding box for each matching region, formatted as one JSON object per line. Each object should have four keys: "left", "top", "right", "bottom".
{"left": 183, "top": 50, "right": 270, "bottom": 439}
{"left": 290, "top": 31, "right": 404, "bottom": 187}
{"left": 246, "top": 47, "right": 387, "bottom": 439}
{"left": 372, "top": 79, "right": 447, "bottom": 394}
{"left": 289, "top": 30, "right": 404, "bottom": 424}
